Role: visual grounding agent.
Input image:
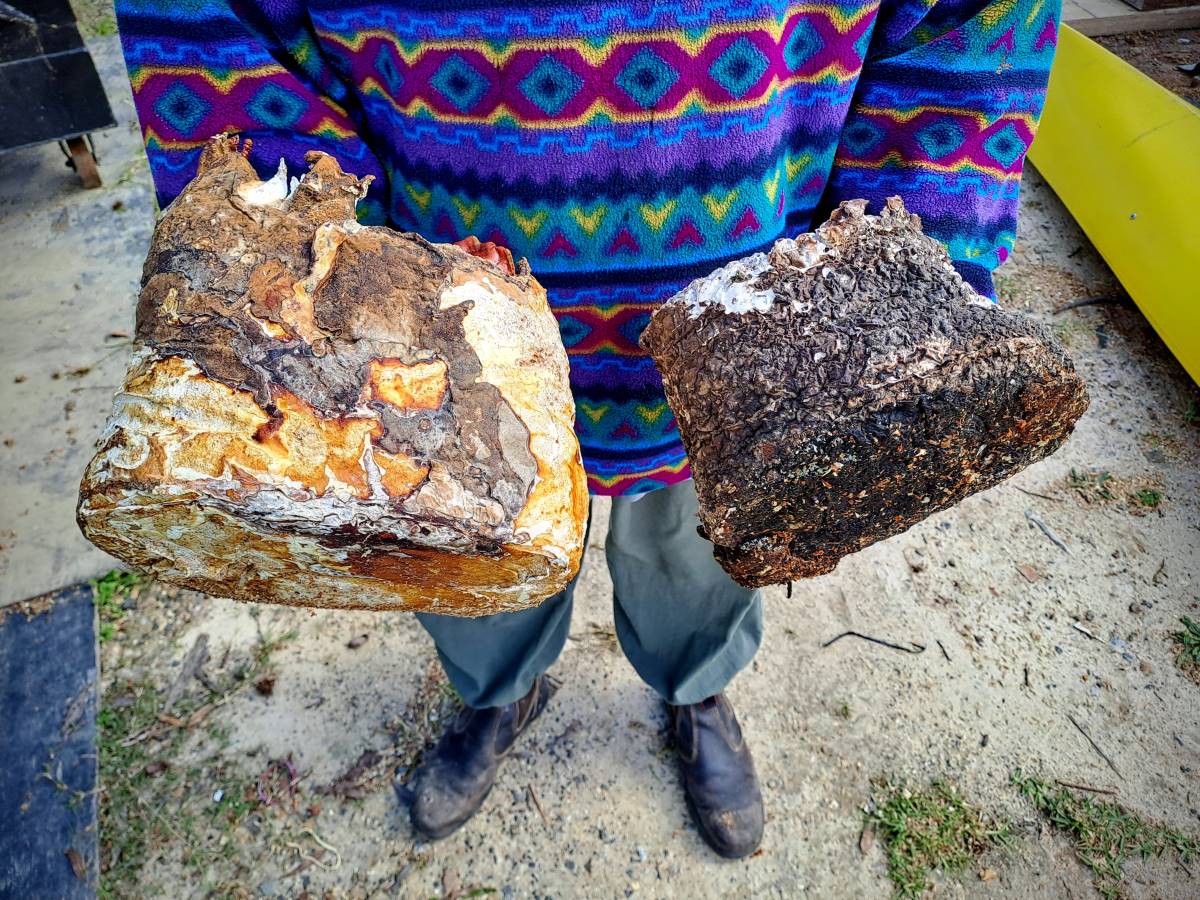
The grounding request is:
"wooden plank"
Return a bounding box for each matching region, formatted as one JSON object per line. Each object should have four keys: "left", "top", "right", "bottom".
{"left": 65, "top": 137, "right": 102, "bottom": 189}
{"left": 1070, "top": 3, "right": 1200, "bottom": 32}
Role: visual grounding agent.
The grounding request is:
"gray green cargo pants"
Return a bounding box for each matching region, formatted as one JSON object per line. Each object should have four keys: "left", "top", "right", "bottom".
{"left": 416, "top": 480, "right": 763, "bottom": 708}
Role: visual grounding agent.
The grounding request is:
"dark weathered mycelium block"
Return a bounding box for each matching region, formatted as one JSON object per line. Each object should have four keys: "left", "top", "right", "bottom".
{"left": 78, "top": 136, "right": 586, "bottom": 614}
{"left": 641, "top": 198, "right": 1089, "bottom": 587}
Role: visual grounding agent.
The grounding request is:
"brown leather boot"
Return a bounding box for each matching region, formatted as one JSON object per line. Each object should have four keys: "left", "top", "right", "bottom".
{"left": 410, "top": 676, "right": 551, "bottom": 839}
{"left": 669, "top": 693, "right": 764, "bottom": 859}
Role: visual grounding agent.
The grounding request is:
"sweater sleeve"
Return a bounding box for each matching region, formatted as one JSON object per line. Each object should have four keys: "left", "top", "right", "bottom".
{"left": 822, "top": 0, "right": 1061, "bottom": 298}
{"left": 114, "top": 0, "right": 388, "bottom": 223}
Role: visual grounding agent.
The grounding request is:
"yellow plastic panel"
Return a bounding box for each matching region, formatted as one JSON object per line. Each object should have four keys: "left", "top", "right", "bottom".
{"left": 1029, "top": 25, "right": 1200, "bottom": 384}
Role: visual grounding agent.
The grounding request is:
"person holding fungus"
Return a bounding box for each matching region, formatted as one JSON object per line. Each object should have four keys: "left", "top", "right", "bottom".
{"left": 115, "top": 0, "right": 1060, "bottom": 858}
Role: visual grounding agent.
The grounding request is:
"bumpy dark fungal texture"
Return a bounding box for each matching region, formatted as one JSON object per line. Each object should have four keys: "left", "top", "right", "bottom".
{"left": 641, "top": 198, "right": 1089, "bottom": 587}
{"left": 135, "top": 139, "right": 536, "bottom": 543}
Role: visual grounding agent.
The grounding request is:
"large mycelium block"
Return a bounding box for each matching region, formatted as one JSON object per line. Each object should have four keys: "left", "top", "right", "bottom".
{"left": 78, "top": 136, "right": 587, "bottom": 614}
{"left": 641, "top": 198, "right": 1089, "bottom": 588}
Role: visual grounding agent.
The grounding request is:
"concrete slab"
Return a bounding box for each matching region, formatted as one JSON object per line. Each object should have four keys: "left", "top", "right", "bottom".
{"left": 1067, "top": 0, "right": 1134, "bottom": 18}
{"left": 0, "top": 35, "right": 155, "bottom": 607}
{"left": 1063, "top": 0, "right": 1095, "bottom": 22}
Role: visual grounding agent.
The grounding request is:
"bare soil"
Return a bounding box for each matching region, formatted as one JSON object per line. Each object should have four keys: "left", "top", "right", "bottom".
{"left": 90, "top": 167, "right": 1200, "bottom": 899}
{"left": 3, "top": 13, "right": 1195, "bottom": 900}
{"left": 1093, "top": 29, "right": 1200, "bottom": 105}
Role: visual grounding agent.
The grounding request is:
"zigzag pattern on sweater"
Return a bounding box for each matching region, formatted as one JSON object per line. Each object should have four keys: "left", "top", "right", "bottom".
{"left": 116, "top": 0, "right": 1060, "bottom": 495}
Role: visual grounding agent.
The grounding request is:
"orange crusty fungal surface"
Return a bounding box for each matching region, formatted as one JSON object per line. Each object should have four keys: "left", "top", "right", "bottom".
{"left": 78, "top": 134, "right": 586, "bottom": 615}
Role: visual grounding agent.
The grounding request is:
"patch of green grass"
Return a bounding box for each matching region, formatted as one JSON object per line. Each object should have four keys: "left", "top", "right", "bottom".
{"left": 1184, "top": 399, "right": 1199, "bottom": 426}
{"left": 70, "top": 0, "right": 118, "bottom": 38}
{"left": 836, "top": 702, "right": 851, "bottom": 719}
{"left": 1132, "top": 488, "right": 1163, "bottom": 509}
{"left": 1013, "top": 771, "right": 1200, "bottom": 899}
{"left": 1068, "top": 468, "right": 1114, "bottom": 503}
{"left": 208, "top": 776, "right": 256, "bottom": 829}
{"left": 869, "top": 780, "right": 1010, "bottom": 899}
{"left": 97, "top": 678, "right": 184, "bottom": 897}
{"left": 1171, "top": 616, "right": 1200, "bottom": 679}
{"left": 90, "top": 569, "right": 144, "bottom": 642}
{"left": 98, "top": 624, "right": 297, "bottom": 897}
{"left": 992, "top": 272, "right": 1021, "bottom": 302}
{"left": 253, "top": 627, "right": 298, "bottom": 668}
{"left": 1053, "top": 317, "right": 1093, "bottom": 347}
{"left": 1140, "top": 431, "right": 1164, "bottom": 448}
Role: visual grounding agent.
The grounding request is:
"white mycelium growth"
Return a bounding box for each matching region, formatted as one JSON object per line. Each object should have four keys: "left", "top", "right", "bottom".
{"left": 237, "top": 158, "right": 292, "bottom": 206}
{"left": 676, "top": 234, "right": 832, "bottom": 318}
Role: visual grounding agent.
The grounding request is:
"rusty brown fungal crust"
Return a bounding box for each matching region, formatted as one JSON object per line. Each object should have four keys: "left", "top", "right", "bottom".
{"left": 78, "top": 135, "right": 587, "bottom": 614}
{"left": 641, "top": 197, "right": 1090, "bottom": 587}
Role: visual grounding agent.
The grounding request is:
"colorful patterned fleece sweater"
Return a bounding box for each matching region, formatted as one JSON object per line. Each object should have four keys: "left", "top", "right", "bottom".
{"left": 115, "top": 0, "right": 1061, "bottom": 495}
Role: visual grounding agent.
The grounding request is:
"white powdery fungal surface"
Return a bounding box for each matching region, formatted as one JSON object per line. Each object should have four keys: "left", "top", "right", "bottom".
{"left": 676, "top": 234, "right": 832, "bottom": 318}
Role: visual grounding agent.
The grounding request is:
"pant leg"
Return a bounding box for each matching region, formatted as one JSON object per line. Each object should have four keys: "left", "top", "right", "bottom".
{"left": 415, "top": 588, "right": 574, "bottom": 709}
{"left": 606, "top": 480, "right": 763, "bottom": 705}
{"left": 415, "top": 508, "right": 591, "bottom": 709}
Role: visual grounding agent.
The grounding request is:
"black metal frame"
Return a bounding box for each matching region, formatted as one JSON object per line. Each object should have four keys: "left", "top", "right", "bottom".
{"left": 0, "top": 0, "right": 116, "bottom": 162}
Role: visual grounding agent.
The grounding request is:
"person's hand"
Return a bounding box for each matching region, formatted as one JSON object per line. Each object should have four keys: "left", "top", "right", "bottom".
{"left": 453, "top": 235, "right": 516, "bottom": 275}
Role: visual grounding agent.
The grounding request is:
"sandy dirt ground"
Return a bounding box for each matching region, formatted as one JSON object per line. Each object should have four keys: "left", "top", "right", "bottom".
{"left": 1, "top": 24, "right": 1198, "bottom": 900}
{"left": 1093, "top": 29, "right": 1200, "bottom": 106}
{"left": 83, "top": 136, "right": 1200, "bottom": 900}
{"left": 0, "top": 33, "right": 148, "bottom": 605}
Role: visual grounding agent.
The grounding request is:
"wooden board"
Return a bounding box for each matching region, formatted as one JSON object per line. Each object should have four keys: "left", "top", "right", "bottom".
{"left": 1069, "top": 4, "right": 1200, "bottom": 36}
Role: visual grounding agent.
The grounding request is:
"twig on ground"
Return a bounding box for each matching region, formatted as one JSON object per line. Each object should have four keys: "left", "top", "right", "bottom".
{"left": 196, "top": 670, "right": 221, "bottom": 694}
{"left": 1053, "top": 295, "right": 1131, "bottom": 314}
{"left": 527, "top": 783, "right": 549, "bottom": 825}
{"left": 281, "top": 858, "right": 314, "bottom": 880}
{"left": 1066, "top": 713, "right": 1123, "bottom": 779}
{"left": 1054, "top": 779, "right": 1117, "bottom": 796}
{"left": 319, "top": 749, "right": 382, "bottom": 799}
{"left": 936, "top": 640, "right": 950, "bottom": 661}
{"left": 161, "top": 634, "right": 209, "bottom": 713}
{"left": 821, "top": 631, "right": 925, "bottom": 654}
{"left": 1025, "top": 509, "right": 1069, "bottom": 553}
{"left": 1071, "top": 621, "right": 1101, "bottom": 642}
{"left": 283, "top": 828, "right": 341, "bottom": 871}
{"left": 1152, "top": 559, "right": 1167, "bottom": 585}
{"left": 1014, "top": 486, "right": 1063, "bottom": 503}
{"left": 1024, "top": 665, "right": 1031, "bottom": 689}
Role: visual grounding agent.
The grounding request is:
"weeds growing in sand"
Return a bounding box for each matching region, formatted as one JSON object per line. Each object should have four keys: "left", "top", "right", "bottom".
{"left": 1013, "top": 771, "right": 1199, "bottom": 899}
{"left": 869, "top": 780, "right": 1010, "bottom": 898}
